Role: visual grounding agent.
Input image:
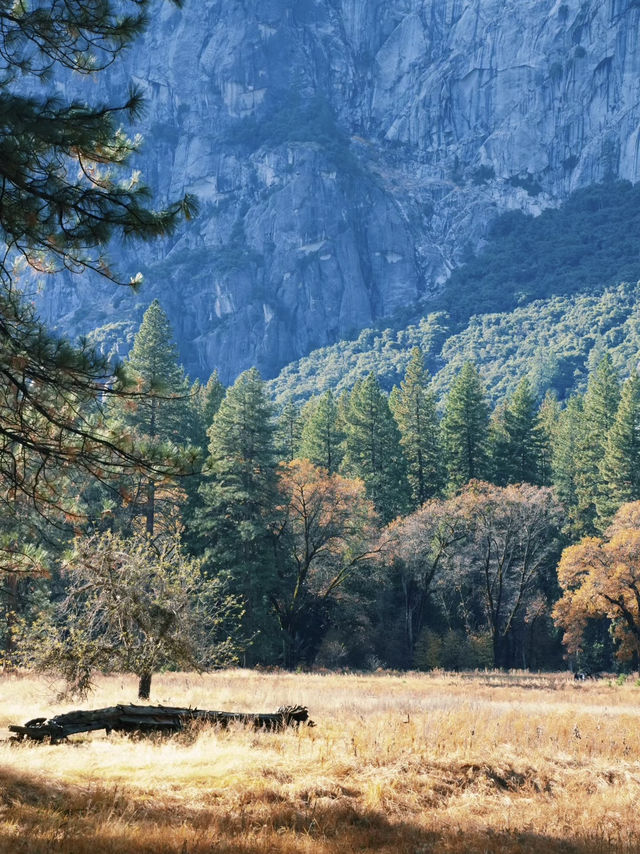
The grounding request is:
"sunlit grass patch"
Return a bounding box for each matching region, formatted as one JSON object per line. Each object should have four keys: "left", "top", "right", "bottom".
{"left": 0, "top": 669, "right": 639, "bottom": 853}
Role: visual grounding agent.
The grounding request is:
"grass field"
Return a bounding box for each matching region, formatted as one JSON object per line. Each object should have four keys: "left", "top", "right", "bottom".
{"left": 0, "top": 669, "right": 639, "bottom": 853}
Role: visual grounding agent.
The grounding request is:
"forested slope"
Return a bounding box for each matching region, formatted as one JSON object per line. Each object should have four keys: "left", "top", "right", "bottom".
{"left": 270, "top": 182, "right": 640, "bottom": 406}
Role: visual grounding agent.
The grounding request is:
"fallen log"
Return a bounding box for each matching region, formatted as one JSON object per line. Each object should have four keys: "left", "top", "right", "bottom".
{"left": 9, "top": 703, "right": 314, "bottom": 742}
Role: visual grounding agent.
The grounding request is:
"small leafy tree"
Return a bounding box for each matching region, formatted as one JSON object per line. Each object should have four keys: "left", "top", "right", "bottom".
{"left": 22, "top": 531, "right": 240, "bottom": 699}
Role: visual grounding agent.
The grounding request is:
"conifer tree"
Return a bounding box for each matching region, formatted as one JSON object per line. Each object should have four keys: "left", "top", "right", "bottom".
{"left": 199, "top": 371, "right": 226, "bottom": 446}
{"left": 0, "top": 1, "right": 194, "bottom": 554}
{"left": 572, "top": 355, "right": 620, "bottom": 535}
{"left": 115, "top": 300, "right": 191, "bottom": 535}
{"left": 597, "top": 372, "right": 640, "bottom": 525}
{"left": 341, "top": 373, "right": 410, "bottom": 523}
{"left": 536, "top": 391, "right": 561, "bottom": 487}
{"left": 390, "top": 348, "right": 444, "bottom": 506}
{"left": 488, "top": 402, "right": 510, "bottom": 487}
{"left": 196, "top": 368, "right": 280, "bottom": 661}
{"left": 276, "top": 400, "right": 302, "bottom": 463}
{"left": 299, "top": 390, "right": 345, "bottom": 474}
{"left": 552, "top": 395, "right": 584, "bottom": 527}
{"left": 497, "top": 378, "right": 542, "bottom": 485}
{"left": 124, "top": 300, "right": 188, "bottom": 442}
{"left": 442, "top": 362, "right": 490, "bottom": 491}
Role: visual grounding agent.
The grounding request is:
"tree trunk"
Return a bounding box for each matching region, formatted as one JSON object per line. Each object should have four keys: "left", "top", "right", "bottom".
{"left": 4, "top": 573, "right": 18, "bottom": 659}
{"left": 138, "top": 671, "right": 152, "bottom": 700}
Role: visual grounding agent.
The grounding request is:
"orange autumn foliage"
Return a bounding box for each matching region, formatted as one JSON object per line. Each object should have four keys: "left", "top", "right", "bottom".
{"left": 554, "top": 501, "right": 640, "bottom": 660}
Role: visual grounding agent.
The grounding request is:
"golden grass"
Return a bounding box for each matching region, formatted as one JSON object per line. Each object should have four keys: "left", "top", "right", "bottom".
{"left": 0, "top": 669, "right": 640, "bottom": 853}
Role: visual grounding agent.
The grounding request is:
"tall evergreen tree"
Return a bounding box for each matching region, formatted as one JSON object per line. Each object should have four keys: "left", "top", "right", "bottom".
{"left": 124, "top": 300, "right": 188, "bottom": 442}
{"left": 390, "top": 347, "right": 444, "bottom": 506}
{"left": 115, "top": 300, "right": 190, "bottom": 535}
{"left": 299, "top": 390, "right": 345, "bottom": 474}
{"left": 341, "top": 373, "right": 410, "bottom": 523}
{"left": 275, "top": 400, "right": 302, "bottom": 463}
{"left": 492, "top": 378, "right": 542, "bottom": 485}
{"left": 536, "top": 391, "right": 560, "bottom": 487}
{"left": 198, "top": 370, "right": 226, "bottom": 448}
{"left": 551, "top": 395, "right": 584, "bottom": 528}
{"left": 488, "top": 402, "right": 510, "bottom": 487}
{"left": 442, "top": 362, "right": 490, "bottom": 491}
{"left": 597, "top": 371, "right": 640, "bottom": 526}
{"left": 196, "top": 368, "right": 280, "bottom": 661}
{"left": 572, "top": 355, "right": 620, "bottom": 535}
{"left": 0, "top": 1, "right": 194, "bottom": 560}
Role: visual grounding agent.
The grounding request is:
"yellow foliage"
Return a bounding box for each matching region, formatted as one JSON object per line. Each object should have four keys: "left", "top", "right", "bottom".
{"left": 554, "top": 503, "right": 640, "bottom": 659}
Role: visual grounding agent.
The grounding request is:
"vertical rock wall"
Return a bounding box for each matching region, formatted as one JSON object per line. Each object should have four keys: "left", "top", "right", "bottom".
{"left": 35, "top": 0, "right": 640, "bottom": 382}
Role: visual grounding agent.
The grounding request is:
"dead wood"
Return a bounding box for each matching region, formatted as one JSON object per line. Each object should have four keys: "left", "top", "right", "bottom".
{"left": 9, "top": 703, "right": 314, "bottom": 742}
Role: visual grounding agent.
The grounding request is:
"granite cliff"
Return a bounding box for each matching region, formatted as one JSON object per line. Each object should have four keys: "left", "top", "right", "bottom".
{"left": 35, "top": 0, "right": 640, "bottom": 382}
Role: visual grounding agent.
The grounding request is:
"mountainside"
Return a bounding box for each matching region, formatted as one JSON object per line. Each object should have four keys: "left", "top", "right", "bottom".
{"left": 35, "top": 0, "right": 640, "bottom": 383}
{"left": 270, "top": 181, "right": 640, "bottom": 405}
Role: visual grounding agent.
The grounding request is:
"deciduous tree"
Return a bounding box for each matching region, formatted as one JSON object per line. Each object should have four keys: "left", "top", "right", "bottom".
{"left": 449, "top": 482, "right": 563, "bottom": 668}
{"left": 554, "top": 501, "right": 640, "bottom": 663}
{"left": 21, "top": 530, "right": 239, "bottom": 699}
{"left": 272, "top": 459, "right": 378, "bottom": 667}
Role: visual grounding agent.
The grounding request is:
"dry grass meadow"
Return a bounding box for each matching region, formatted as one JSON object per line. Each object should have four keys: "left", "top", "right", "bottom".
{"left": 0, "top": 669, "right": 639, "bottom": 853}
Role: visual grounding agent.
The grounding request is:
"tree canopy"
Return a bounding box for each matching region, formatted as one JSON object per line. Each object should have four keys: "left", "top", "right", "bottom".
{"left": 0, "top": 0, "right": 196, "bottom": 554}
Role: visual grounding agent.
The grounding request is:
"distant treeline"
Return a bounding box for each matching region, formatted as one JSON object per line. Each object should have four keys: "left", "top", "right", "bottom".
{"left": 9, "top": 300, "right": 640, "bottom": 684}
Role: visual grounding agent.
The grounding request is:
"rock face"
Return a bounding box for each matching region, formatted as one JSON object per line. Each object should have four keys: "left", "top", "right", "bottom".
{"left": 36, "top": 0, "right": 640, "bottom": 382}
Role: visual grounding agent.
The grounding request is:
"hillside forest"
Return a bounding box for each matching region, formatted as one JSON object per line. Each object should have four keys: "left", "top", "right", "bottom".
{"left": 8, "top": 295, "right": 640, "bottom": 695}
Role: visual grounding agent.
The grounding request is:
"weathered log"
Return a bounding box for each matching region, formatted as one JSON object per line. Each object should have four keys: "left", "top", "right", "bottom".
{"left": 9, "top": 703, "right": 314, "bottom": 742}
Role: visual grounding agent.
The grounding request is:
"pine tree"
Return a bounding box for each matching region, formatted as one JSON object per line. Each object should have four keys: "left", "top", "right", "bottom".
{"left": 495, "top": 378, "right": 542, "bottom": 485}
{"left": 390, "top": 348, "right": 444, "bottom": 506}
{"left": 572, "top": 355, "right": 620, "bottom": 535}
{"left": 341, "top": 373, "right": 410, "bottom": 523}
{"left": 114, "top": 300, "right": 191, "bottom": 535}
{"left": 442, "top": 362, "right": 490, "bottom": 491}
{"left": 0, "top": 2, "right": 194, "bottom": 549}
{"left": 275, "top": 400, "right": 302, "bottom": 463}
{"left": 551, "top": 395, "right": 584, "bottom": 523}
{"left": 124, "top": 300, "right": 188, "bottom": 442}
{"left": 536, "top": 391, "right": 560, "bottom": 487}
{"left": 199, "top": 371, "right": 226, "bottom": 445}
{"left": 597, "top": 372, "right": 640, "bottom": 525}
{"left": 299, "top": 390, "right": 345, "bottom": 474}
{"left": 196, "top": 368, "right": 280, "bottom": 662}
{"left": 488, "top": 402, "right": 510, "bottom": 487}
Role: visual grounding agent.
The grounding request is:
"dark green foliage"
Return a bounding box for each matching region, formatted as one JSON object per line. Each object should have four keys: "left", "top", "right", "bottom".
{"left": 196, "top": 369, "right": 280, "bottom": 661}
{"left": 437, "top": 181, "right": 640, "bottom": 323}
{"left": 111, "top": 300, "right": 195, "bottom": 535}
{"left": 442, "top": 363, "right": 490, "bottom": 491}
{"left": 299, "top": 390, "right": 344, "bottom": 474}
{"left": 572, "top": 355, "right": 621, "bottom": 535}
{"left": 489, "top": 378, "right": 543, "bottom": 486}
{"left": 391, "top": 348, "right": 445, "bottom": 505}
{"left": 0, "top": 0, "right": 195, "bottom": 290}
{"left": 195, "top": 370, "right": 226, "bottom": 450}
{"left": 270, "top": 314, "right": 449, "bottom": 405}
{"left": 0, "top": 0, "right": 195, "bottom": 566}
{"left": 597, "top": 372, "right": 640, "bottom": 526}
{"left": 275, "top": 400, "right": 302, "bottom": 463}
{"left": 341, "top": 373, "right": 410, "bottom": 523}
{"left": 121, "top": 300, "right": 189, "bottom": 442}
{"left": 536, "top": 392, "right": 561, "bottom": 487}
